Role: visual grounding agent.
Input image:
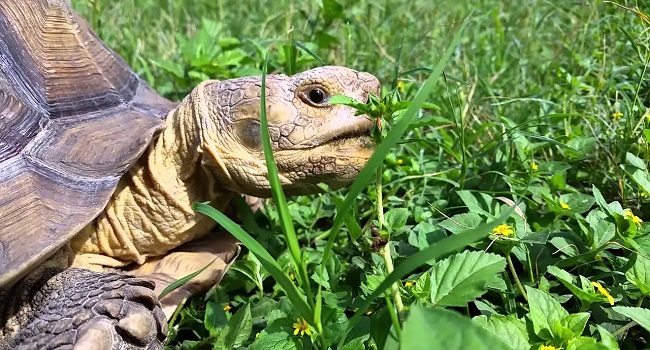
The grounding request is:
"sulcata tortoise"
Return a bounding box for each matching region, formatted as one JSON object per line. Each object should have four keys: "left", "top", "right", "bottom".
{"left": 0, "top": 0, "right": 380, "bottom": 349}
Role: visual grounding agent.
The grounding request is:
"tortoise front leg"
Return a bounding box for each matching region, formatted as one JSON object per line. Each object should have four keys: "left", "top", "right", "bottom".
{"left": 0, "top": 268, "right": 167, "bottom": 350}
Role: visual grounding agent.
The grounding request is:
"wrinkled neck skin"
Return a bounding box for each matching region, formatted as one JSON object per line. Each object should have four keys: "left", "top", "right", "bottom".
{"left": 70, "top": 81, "right": 232, "bottom": 268}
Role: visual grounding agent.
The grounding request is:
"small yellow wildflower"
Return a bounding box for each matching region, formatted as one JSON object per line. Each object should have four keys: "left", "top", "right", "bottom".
{"left": 404, "top": 280, "right": 415, "bottom": 288}
{"left": 397, "top": 158, "right": 404, "bottom": 165}
{"left": 559, "top": 200, "right": 571, "bottom": 210}
{"left": 539, "top": 345, "right": 559, "bottom": 350}
{"left": 292, "top": 318, "right": 311, "bottom": 336}
{"left": 612, "top": 111, "right": 623, "bottom": 119}
{"left": 624, "top": 209, "right": 643, "bottom": 225}
{"left": 591, "top": 281, "right": 615, "bottom": 305}
{"left": 288, "top": 272, "right": 295, "bottom": 281}
{"left": 492, "top": 224, "right": 515, "bottom": 237}
{"left": 397, "top": 80, "right": 405, "bottom": 91}
{"left": 223, "top": 304, "right": 232, "bottom": 312}
{"left": 255, "top": 332, "right": 260, "bottom": 339}
{"left": 531, "top": 161, "right": 538, "bottom": 171}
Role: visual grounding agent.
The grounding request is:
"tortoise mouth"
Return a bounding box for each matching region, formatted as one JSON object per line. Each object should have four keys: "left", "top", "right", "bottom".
{"left": 320, "top": 118, "right": 374, "bottom": 147}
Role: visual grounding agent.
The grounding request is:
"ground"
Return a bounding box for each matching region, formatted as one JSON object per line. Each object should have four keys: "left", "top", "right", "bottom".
{"left": 71, "top": 0, "right": 650, "bottom": 349}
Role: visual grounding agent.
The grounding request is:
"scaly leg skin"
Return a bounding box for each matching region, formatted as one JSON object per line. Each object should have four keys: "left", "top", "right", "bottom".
{"left": 0, "top": 268, "right": 167, "bottom": 350}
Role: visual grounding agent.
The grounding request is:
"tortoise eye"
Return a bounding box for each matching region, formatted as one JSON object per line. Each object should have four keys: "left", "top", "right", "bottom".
{"left": 299, "top": 86, "right": 329, "bottom": 107}
{"left": 309, "top": 88, "right": 325, "bottom": 104}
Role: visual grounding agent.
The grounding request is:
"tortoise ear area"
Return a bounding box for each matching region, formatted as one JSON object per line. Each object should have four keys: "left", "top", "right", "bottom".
{"left": 232, "top": 119, "right": 262, "bottom": 150}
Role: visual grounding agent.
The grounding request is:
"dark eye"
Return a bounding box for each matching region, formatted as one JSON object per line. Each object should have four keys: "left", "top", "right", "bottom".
{"left": 309, "top": 88, "right": 325, "bottom": 104}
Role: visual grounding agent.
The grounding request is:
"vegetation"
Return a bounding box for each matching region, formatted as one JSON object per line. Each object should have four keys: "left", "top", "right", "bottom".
{"left": 73, "top": 0, "right": 650, "bottom": 349}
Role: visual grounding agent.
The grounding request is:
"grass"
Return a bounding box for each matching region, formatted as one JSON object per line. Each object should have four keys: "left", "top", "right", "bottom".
{"left": 71, "top": 0, "right": 650, "bottom": 349}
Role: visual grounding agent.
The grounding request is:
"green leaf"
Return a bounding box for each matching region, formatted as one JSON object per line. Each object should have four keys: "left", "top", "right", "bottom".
{"left": 612, "top": 306, "right": 650, "bottom": 333}
{"left": 429, "top": 251, "right": 506, "bottom": 306}
{"left": 625, "top": 255, "right": 650, "bottom": 294}
{"left": 596, "top": 325, "right": 620, "bottom": 350}
{"left": 204, "top": 301, "right": 229, "bottom": 334}
{"left": 625, "top": 152, "right": 647, "bottom": 170}
{"left": 250, "top": 316, "right": 303, "bottom": 350}
{"left": 565, "top": 337, "right": 610, "bottom": 350}
{"left": 402, "top": 307, "right": 514, "bottom": 350}
{"left": 556, "top": 312, "right": 590, "bottom": 338}
{"left": 219, "top": 303, "right": 253, "bottom": 349}
{"left": 472, "top": 314, "right": 530, "bottom": 350}
{"left": 525, "top": 286, "right": 569, "bottom": 340}
{"left": 384, "top": 208, "right": 409, "bottom": 232}
{"left": 546, "top": 266, "right": 600, "bottom": 304}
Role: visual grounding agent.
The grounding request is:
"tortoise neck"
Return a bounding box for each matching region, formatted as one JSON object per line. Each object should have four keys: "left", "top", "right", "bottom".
{"left": 69, "top": 91, "right": 232, "bottom": 267}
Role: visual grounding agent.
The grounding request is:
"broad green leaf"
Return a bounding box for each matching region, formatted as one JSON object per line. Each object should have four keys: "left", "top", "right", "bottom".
{"left": 625, "top": 152, "right": 647, "bottom": 170}
{"left": 525, "top": 286, "right": 569, "bottom": 340}
{"left": 565, "top": 337, "right": 610, "bottom": 350}
{"left": 612, "top": 306, "right": 650, "bottom": 333}
{"left": 557, "top": 312, "right": 590, "bottom": 338}
{"left": 430, "top": 251, "right": 506, "bottom": 306}
{"left": 219, "top": 303, "right": 253, "bottom": 349}
{"left": 625, "top": 255, "right": 650, "bottom": 294}
{"left": 250, "top": 317, "right": 303, "bottom": 350}
{"left": 204, "top": 301, "right": 228, "bottom": 334}
{"left": 384, "top": 208, "right": 410, "bottom": 232}
{"left": 402, "top": 306, "right": 514, "bottom": 350}
{"left": 438, "top": 212, "right": 484, "bottom": 234}
{"left": 596, "top": 325, "right": 620, "bottom": 350}
{"left": 472, "top": 314, "right": 530, "bottom": 350}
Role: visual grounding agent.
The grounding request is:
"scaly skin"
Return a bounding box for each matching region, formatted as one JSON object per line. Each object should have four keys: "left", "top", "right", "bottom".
{"left": 69, "top": 66, "right": 380, "bottom": 270}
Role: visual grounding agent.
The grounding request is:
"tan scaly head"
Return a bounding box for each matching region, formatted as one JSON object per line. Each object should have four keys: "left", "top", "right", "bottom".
{"left": 188, "top": 65, "right": 381, "bottom": 197}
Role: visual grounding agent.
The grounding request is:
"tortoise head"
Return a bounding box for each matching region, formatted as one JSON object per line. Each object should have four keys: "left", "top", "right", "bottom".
{"left": 195, "top": 66, "right": 381, "bottom": 197}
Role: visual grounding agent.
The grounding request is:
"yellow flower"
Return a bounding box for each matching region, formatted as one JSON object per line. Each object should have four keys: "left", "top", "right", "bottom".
{"left": 404, "top": 280, "right": 415, "bottom": 288}
{"left": 397, "top": 158, "right": 404, "bottom": 165}
{"left": 223, "top": 304, "right": 232, "bottom": 312}
{"left": 539, "top": 345, "right": 559, "bottom": 350}
{"left": 624, "top": 209, "right": 643, "bottom": 225}
{"left": 293, "top": 317, "right": 311, "bottom": 336}
{"left": 531, "top": 161, "right": 538, "bottom": 171}
{"left": 289, "top": 272, "right": 295, "bottom": 281}
{"left": 559, "top": 200, "right": 571, "bottom": 210}
{"left": 612, "top": 111, "right": 623, "bottom": 119}
{"left": 591, "top": 281, "right": 615, "bottom": 305}
{"left": 397, "top": 80, "right": 405, "bottom": 91}
{"left": 492, "top": 224, "right": 515, "bottom": 237}
{"left": 255, "top": 332, "right": 260, "bottom": 339}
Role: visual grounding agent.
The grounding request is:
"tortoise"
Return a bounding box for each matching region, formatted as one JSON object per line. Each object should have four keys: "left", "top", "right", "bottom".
{"left": 0, "top": 0, "right": 380, "bottom": 348}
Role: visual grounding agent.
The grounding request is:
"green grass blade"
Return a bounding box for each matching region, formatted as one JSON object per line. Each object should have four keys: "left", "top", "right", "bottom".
{"left": 320, "top": 13, "right": 473, "bottom": 270}
{"left": 193, "top": 202, "right": 314, "bottom": 323}
{"left": 258, "top": 54, "right": 314, "bottom": 303}
{"left": 158, "top": 258, "right": 216, "bottom": 299}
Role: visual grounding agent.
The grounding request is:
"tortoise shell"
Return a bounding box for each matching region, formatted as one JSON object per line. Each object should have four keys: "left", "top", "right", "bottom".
{"left": 0, "top": 0, "right": 176, "bottom": 287}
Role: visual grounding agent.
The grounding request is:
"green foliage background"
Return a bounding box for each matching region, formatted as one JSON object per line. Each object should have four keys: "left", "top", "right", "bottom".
{"left": 71, "top": 0, "right": 650, "bottom": 349}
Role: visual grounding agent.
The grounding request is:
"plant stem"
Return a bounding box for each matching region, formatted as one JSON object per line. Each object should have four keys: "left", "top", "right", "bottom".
{"left": 506, "top": 252, "right": 528, "bottom": 301}
{"left": 376, "top": 166, "right": 405, "bottom": 321}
